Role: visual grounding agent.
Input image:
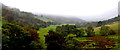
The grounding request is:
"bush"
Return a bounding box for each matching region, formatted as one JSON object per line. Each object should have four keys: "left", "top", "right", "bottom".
{"left": 86, "top": 26, "right": 95, "bottom": 37}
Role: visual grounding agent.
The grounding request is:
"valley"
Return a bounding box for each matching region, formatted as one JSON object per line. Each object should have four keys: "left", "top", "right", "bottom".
{"left": 1, "top": 3, "right": 120, "bottom": 50}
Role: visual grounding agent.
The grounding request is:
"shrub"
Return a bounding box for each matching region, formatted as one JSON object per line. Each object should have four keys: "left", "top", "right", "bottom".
{"left": 86, "top": 26, "right": 95, "bottom": 37}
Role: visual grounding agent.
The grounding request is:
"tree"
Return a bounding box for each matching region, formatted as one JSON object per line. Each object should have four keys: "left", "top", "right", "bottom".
{"left": 2, "top": 22, "right": 41, "bottom": 50}
{"left": 56, "top": 24, "right": 85, "bottom": 37}
{"left": 45, "top": 30, "right": 66, "bottom": 50}
{"left": 23, "top": 26, "right": 40, "bottom": 43}
{"left": 22, "top": 25, "right": 42, "bottom": 49}
{"left": 77, "top": 28, "right": 86, "bottom": 37}
{"left": 86, "top": 26, "right": 95, "bottom": 37}
{"left": 97, "top": 21, "right": 102, "bottom": 26}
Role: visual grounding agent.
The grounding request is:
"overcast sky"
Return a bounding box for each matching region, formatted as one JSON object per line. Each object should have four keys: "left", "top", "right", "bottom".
{"left": 1, "top": 0, "right": 120, "bottom": 21}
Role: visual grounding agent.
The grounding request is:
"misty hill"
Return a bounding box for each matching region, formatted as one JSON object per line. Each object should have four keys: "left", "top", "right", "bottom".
{"left": 98, "top": 16, "right": 120, "bottom": 25}
{"left": 2, "top": 3, "right": 119, "bottom": 29}
{"left": 2, "top": 4, "right": 56, "bottom": 30}
{"left": 36, "top": 14, "right": 86, "bottom": 24}
{"left": 76, "top": 16, "right": 120, "bottom": 27}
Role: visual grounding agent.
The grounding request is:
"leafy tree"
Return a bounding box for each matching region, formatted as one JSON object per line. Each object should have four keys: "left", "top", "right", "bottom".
{"left": 23, "top": 26, "right": 40, "bottom": 43}
{"left": 97, "top": 21, "right": 102, "bottom": 26}
{"left": 56, "top": 24, "right": 84, "bottom": 37}
{"left": 23, "top": 26, "right": 42, "bottom": 49}
{"left": 45, "top": 30, "right": 66, "bottom": 50}
{"left": 56, "top": 24, "right": 77, "bottom": 35}
{"left": 86, "top": 26, "right": 95, "bottom": 37}
{"left": 77, "top": 28, "right": 86, "bottom": 37}
{"left": 2, "top": 22, "right": 41, "bottom": 50}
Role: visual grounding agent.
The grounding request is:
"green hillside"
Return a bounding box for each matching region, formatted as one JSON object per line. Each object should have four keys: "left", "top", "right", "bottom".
{"left": 34, "top": 16, "right": 54, "bottom": 22}
{"left": 94, "top": 21, "right": 120, "bottom": 35}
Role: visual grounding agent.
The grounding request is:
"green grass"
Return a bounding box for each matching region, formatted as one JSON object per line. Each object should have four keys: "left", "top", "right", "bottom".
{"left": 106, "top": 35, "right": 120, "bottom": 39}
{"left": 74, "top": 37, "right": 90, "bottom": 42}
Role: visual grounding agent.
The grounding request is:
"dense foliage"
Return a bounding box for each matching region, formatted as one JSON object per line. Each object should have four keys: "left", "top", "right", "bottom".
{"left": 2, "top": 22, "right": 41, "bottom": 50}
{"left": 86, "top": 26, "right": 95, "bottom": 37}
{"left": 56, "top": 24, "right": 85, "bottom": 37}
{"left": 45, "top": 30, "right": 66, "bottom": 50}
{"left": 45, "top": 24, "right": 119, "bottom": 49}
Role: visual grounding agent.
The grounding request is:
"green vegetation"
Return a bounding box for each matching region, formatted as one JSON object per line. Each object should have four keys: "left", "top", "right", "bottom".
{"left": 106, "top": 35, "right": 119, "bottom": 39}
{"left": 2, "top": 22, "right": 41, "bottom": 50}
{"left": 0, "top": 15, "right": 2, "bottom": 49}
{"left": 2, "top": 4, "right": 120, "bottom": 50}
{"left": 56, "top": 24, "right": 86, "bottom": 37}
{"left": 37, "top": 25, "right": 62, "bottom": 49}
{"left": 100, "top": 25, "right": 112, "bottom": 36}
{"left": 86, "top": 26, "right": 95, "bottom": 36}
{"left": 45, "top": 30, "right": 66, "bottom": 50}
{"left": 34, "top": 16, "right": 53, "bottom": 22}
{"left": 107, "top": 21, "right": 120, "bottom": 33}
{"left": 45, "top": 23, "right": 119, "bottom": 49}
{"left": 2, "top": 21, "right": 119, "bottom": 50}
{"left": 0, "top": 15, "right": 2, "bottom": 29}
{"left": 94, "top": 21, "right": 120, "bottom": 35}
